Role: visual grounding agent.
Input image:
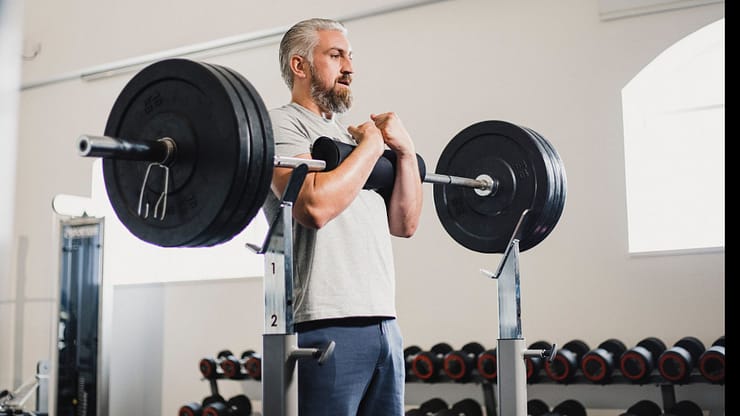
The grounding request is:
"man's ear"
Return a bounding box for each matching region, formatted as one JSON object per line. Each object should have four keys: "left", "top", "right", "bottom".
{"left": 291, "top": 55, "right": 308, "bottom": 80}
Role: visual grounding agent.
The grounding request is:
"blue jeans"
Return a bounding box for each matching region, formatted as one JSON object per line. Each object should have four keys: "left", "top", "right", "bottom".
{"left": 296, "top": 317, "right": 405, "bottom": 416}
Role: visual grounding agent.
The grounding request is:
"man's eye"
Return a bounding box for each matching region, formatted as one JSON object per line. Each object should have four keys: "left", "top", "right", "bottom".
{"left": 330, "top": 54, "right": 340, "bottom": 58}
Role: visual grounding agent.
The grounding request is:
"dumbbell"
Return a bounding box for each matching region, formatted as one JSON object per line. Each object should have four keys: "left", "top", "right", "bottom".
{"left": 545, "top": 340, "right": 590, "bottom": 383}
{"left": 658, "top": 336, "right": 705, "bottom": 383}
{"left": 528, "top": 399, "right": 550, "bottom": 416}
{"left": 446, "top": 398, "right": 483, "bottom": 416}
{"left": 202, "top": 394, "right": 252, "bottom": 416}
{"left": 406, "top": 397, "right": 448, "bottom": 415}
{"left": 443, "top": 342, "right": 485, "bottom": 382}
{"left": 618, "top": 399, "right": 663, "bottom": 416}
{"left": 620, "top": 337, "right": 667, "bottom": 383}
{"left": 698, "top": 335, "right": 724, "bottom": 383}
{"left": 199, "top": 350, "right": 234, "bottom": 380}
{"left": 663, "top": 400, "right": 703, "bottom": 416}
{"left": 411, "top": 343, "right": 454, "bottom": 382}
{"left": 404, "top": 345, "right": 423, "bottom": 381}
{"left": 243, "top": 351, "right": 262, "bottom": 381}
{"left": 179, "top": 402, "right": 203, "bottom": 416}
{"left": 580, "top": 338, "right": 627, "bottom": 384}
{"left": 525, "top": 341, "right": 552, "bottom": 383}
{"left": 179, "top": 395, "right": 226, "bottom": 416}
{"left": 543, "top": 399, "right": 587, "bottom": 416}
{"left": 476, "top": 347, "right": 498, "bottom": 382}
{"left": 179, "top": 402, "right": 204, "bottom": 416}
{"left": 219, "top": 350, "right": 255, "bottom": 380}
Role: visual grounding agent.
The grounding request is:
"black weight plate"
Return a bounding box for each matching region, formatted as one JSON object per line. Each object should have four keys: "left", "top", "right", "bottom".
{"left": 187, "top": 63, "right": 258, "bottom": 247}
{"left": 184, "top": 63, "right": 253, "bottom": 247}
{"left": 523, "top": 126, "right": 565, "bottom": 249}
{"left": 433, "top": 120, "right": 554, "bottom": 253}
{"left": 523, "top": 126, "right": 567, "bottom": 244}
{"left": 103, "top": 58, "right": 244, "bottom": 247}
{"left": 209, "top": 64, "right": 274, "bottom": 244}
{"left": 522, "top": 126, "right": 561, "bottom": 238}
{"left": 194, "top": 64, "right": 260, "bottom": 246}
{"left": 517, "top": 127, "right": 558, "bottom": 248}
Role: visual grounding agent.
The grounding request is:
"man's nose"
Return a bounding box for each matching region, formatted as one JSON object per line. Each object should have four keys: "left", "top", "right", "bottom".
{"left": 342, "top": 58, "right": 354, "bottom": 74}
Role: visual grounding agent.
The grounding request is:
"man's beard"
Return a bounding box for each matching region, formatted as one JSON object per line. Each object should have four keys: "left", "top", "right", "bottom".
{"left": 310, "top": 67, "right": 353, "bottom": 114}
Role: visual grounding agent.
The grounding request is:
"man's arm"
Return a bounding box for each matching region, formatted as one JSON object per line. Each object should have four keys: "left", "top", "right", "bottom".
{"left": 271, "top": 121, "right": 386, "bottom": 229}
{"left": 371, "top": 112, "right": 423, "bottom": 238}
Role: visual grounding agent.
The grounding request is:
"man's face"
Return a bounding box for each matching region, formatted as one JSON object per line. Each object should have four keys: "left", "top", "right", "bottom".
{"left": 309, "top": 29, "right": 353, "bottom": 114}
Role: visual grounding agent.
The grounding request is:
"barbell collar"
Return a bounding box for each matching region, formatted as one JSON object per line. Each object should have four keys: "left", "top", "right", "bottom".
{"left": 78, "top": 135, "right": 176, "bottom": 165}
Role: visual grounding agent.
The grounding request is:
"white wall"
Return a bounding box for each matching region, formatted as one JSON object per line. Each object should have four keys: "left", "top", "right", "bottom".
{"left": 0, "top": 0, "right": 23, "bottom": 393}
{"left": 2, "top": 0, "right": 725, "bottom": 413}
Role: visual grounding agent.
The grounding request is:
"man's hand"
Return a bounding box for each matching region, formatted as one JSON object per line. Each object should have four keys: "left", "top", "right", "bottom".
{"left": 347, "top": 120, "right": 385, "bottom": 158}
{"left": 370, "top": 112, "right": 415, "bottom": 157}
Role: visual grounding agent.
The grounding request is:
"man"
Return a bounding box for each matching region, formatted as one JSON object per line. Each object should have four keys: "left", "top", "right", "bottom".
{"left": 263, "top": 17, "right": 423, "bottom": 415}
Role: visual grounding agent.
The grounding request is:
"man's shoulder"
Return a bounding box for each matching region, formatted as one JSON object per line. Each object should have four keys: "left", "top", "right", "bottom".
{"left": 269, "top": 102, "right": 299, "bottom": 117}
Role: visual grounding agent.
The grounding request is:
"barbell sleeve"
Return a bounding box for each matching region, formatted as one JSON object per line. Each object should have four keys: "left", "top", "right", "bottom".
{"left": 77, "top": 134, "right": 175, "bottom": 165}
{"left": 424, "top": 172, "right": 494, "bottom": 192}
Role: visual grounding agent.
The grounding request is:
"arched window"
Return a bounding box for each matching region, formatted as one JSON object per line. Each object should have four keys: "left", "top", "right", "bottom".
{"left": 622, "top": 18, "right": 724, "bottom": 254}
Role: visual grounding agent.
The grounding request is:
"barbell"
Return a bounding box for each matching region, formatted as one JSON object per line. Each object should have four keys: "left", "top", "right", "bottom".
{"left": 76, "top": 58, "right": 567, "bottom": 253}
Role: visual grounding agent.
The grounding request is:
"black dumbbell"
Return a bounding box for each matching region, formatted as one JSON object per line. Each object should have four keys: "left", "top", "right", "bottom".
{"left": 443, "top": 342, "right": 485, "bottom": 382}
{"left": 411, "top": 343, "right": 453, "bottom": 382}
{"left": 528, "top": 399, "right": 550, "bottom": 416}
{"left": 199, "top": 350, "right": 234, "bottom": 380}
{"left": 417, "top": 397, "right": 449, "bottom": 414}
{"left": 476, "top": 347, "right": 497, "bottom": 382}
{"left": 698, "top": 335, "right": 724, "bottom": 384}
{"left": 202, "top": 394, "right": 252, "bottom": 416}
{"left": 543, "top": 399, "right": 587, "bottom": 416}
{"left": 581, "top": 338, "right": 627, "bottom": 384}
{"left": 404, "top": 345, "right": 422, "bottom": 381}
{"left": 243, "top": 351, "right": 262, "bottom": 381}
{"left": 220, "top": 350, "right": 254, "bottom": 380}
{"left": 545, "top": 340, "right": 590, "bottom": 383}
{"left": 620, "top": 337, "right": 667, "bottom": 383}
{"left": 658, "top": 336, "right": 705, "bottom": 383}
{"left": 663, "top": 400, "right": 704, "bottom": 416}
{"left": 449, "top": 398, "right": 483, "bottom": 416}
{"left": 619, "top": 399, "right": 663, "bottom": 416}
{"left": 525, "top": 341, "right": 552, "bottom": 383}
{"left": 179, "top": 395, "right": 226, "bottom": 416}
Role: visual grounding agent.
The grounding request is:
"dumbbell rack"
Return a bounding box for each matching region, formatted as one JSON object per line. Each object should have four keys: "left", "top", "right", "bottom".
{"left": 247, "top": 165, "right": 335, "bottom": 416}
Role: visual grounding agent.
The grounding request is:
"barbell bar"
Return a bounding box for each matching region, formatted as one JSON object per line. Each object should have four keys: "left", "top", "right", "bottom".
{"left": 78, "top": 134, "right": 496, "bottom": 192}
{"left": 76, "top": 58, "right": 566, "bottom": 253}
{"left": 78, "top": 134, "right": 495, "bottom": 193}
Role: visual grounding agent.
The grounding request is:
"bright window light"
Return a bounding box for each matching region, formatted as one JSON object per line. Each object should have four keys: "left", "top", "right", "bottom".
{"left": 622, "top": 18, "right": 724, "bottom": 254}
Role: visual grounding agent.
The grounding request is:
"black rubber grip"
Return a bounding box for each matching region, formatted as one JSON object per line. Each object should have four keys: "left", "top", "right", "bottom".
{"left": 311, "top": 136, "right": 426, "bottom": 191}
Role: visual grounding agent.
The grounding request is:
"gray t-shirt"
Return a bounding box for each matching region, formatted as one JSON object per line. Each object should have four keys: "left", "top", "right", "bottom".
{"left": 263, "top": 102, "right": 396, "bottom": 324}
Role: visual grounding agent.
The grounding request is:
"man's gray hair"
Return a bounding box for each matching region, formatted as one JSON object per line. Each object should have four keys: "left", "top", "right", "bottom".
{"left": 279, "top": 18, "right": 347, "bottom": 90}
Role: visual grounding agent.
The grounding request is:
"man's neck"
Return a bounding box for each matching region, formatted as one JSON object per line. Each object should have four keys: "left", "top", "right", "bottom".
{"left": 291, "top": 94, "right": 334, "bottom": 120}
